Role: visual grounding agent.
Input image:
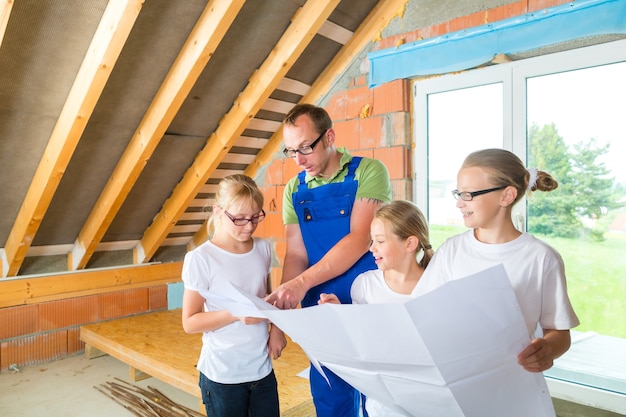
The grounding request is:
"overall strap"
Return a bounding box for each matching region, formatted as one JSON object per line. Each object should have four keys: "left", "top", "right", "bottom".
{"left": 296, "top": 156, "right": 362, "bottom": 192}
{"left": 345, "top": 156, "right": 361, "bottom": 181}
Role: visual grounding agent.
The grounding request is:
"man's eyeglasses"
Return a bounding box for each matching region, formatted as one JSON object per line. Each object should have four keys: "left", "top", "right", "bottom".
{"left": 282, "top": 130, "right": 327, "bottom": 158}
{"left": 451, "top": 186, "right": 507, "bottom": 201}
{"left": 224, "top": 209, "right": 266, "bottom": 226}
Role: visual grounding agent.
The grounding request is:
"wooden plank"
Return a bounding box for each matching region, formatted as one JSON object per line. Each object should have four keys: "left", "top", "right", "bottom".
{"left": 0, "top": 262, "right": 182, "bottom": 308}
{"left": 129, "top": 367, "right": 151, "bottom": 382}
{"left": 319, "top": 20, "right": 353, "bottom": 44}
{"left": 277, "top": 78, "right": 310, "bottom": 96}
{"left": 248, "top": 118, "right": 282, "bottom": 132}
{"left": 222, "top": 152, "right": 256, "bottom": 165}
{"left": 262, "top": 98, "right": 296, "bottom": 114}
{"left": 84, "top": 344, "right": 107, "bottom": 359}
{"left": 233, "top": 136, "right": 270, "bottom": 149}
{"left": 80, "top": 309, "right": 314, "bottom": 415}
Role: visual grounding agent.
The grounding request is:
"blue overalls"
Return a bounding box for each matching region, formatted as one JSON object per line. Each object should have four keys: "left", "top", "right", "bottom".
{"left": 292, "top": 156, "right": 376, "bottom": 417}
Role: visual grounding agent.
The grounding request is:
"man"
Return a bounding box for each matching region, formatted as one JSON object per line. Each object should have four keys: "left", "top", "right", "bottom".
{"left": 266, "top": 103, "right": 391, "bottom": 417}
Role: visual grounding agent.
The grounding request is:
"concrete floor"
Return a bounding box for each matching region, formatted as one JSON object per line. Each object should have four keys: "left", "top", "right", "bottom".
{"left": 2, "top": 353, "right": 623, "bottom": 417}
{"left": 0, "top": 354, "right": 200, "bottom": 417}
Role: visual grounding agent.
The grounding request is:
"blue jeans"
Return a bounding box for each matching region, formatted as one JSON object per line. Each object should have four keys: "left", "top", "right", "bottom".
{"left": 198, "top": 370, "right": 279, "bottom": 417}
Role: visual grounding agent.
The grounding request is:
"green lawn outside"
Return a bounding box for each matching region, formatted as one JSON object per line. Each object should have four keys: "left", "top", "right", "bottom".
{"left": 429, "top": 225, "right": 626, "bottom": 339}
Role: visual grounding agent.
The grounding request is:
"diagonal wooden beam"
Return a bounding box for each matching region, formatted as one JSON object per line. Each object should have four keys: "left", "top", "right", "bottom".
{"left": 135, "top": 0, "right": 341, "bottom": 263}
{"left": 0, "top": 0, "right": 13, "bottom": 48}
{"left": 189, "top": 0, "right": 407, "bottom": 249}
{"left": 245, "top": 0, "right": 409, "bottom": 179}
{"left": 1, "top": 0, "right": 143, "bottom": 277}
{"left": 67, "top": 0, "right": 245, "bottom": 271}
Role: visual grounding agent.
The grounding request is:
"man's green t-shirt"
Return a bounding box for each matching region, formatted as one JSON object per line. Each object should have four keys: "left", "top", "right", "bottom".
{"left": 282, "top": 148, "right": 392, "bottom": 225}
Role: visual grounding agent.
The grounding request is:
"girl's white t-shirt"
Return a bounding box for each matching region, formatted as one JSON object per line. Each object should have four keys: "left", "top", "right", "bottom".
{"left": 350, "top": 268, "right": 417, "bottom": 417}
{"left": 182, "top": 237, "right": 272, "bottom": 383}
{"left": 417, "top": 230, "right": 579, "bottom": 336}
{"left": 351, "top": 269, "right": 421, "bottom": 304}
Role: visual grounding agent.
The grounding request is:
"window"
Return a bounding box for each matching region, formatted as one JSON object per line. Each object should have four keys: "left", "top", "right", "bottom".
{"left": 414, "top": 40, "right": 626, "bottom": 414}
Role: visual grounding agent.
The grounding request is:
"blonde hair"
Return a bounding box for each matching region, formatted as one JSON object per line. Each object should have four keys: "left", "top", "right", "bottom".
{"left": 207, "top": 174, "right": 264, "bottom": 235}
{"left": 375, "top": 200, "right": 433, "bottom": 268}
{"left": 462, "top": 148, "right": 558, "bottom": 204}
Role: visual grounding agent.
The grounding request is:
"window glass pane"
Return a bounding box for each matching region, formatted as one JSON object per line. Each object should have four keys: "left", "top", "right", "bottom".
{"left": 526, "top": 62, "right": 626, "bottom": 340}
{"left": 527, "top": 62, "right": 626, "bottom": 395}
{"left": 427, "top": 84, "right": 503, "bottom": 247}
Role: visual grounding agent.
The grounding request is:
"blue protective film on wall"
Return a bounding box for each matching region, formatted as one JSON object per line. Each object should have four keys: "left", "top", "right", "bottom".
{"left": 368, "top": 0, "right": 626, "bottom": 87}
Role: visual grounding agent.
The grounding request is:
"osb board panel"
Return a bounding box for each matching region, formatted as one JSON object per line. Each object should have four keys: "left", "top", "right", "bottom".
{"left": 80, "top": 309, "right": 198, "bottom": 395}
{"left": 80, "top": 309, "right": 313, "bottom": 415}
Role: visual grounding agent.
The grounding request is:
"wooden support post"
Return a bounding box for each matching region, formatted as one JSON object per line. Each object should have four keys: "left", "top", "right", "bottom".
{"left": 84, "top": 344, "right": 107, "bottom": 359}
{"left": 129, "top": 366, "right": 151, "bottom": 382}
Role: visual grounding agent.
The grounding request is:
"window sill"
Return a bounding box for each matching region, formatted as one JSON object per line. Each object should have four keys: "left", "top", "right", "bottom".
{"left": 545, "top": 331, "right": 626, "bottom": 415}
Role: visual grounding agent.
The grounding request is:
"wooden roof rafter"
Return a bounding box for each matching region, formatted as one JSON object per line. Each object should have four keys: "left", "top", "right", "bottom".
{"left": 189, "top": 0, "right": 409, "bottom": 248}
{"left": 134, "top": 0, "right": 342, "bottom": 263}
{"left": 1, "top": 0, "right": 144, "bottom": 277}
{"left": 67, "top": 0, "right": 246, "bottom": 271}
{"left": 246, "top": 0, "right": 409, "bottom": 176}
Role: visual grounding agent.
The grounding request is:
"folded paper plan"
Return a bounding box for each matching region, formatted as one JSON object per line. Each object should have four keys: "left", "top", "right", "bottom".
{"left": 201, "top": 264, "right": 556, "bottom": 417}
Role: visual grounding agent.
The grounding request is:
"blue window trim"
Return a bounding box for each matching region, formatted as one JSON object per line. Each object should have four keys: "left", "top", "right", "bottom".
{"left": 368, "top": 0, "right": 626, "bottom": 88}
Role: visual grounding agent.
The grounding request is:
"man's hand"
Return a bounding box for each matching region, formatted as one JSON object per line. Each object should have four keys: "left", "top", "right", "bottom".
{"left": 265, "top": 276, "right": 308, "bottom": 309}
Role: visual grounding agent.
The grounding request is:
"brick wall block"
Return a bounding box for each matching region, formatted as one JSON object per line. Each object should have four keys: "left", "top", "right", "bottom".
{"left": 326, "top": 90, "right": 349, "bottom": 121}
{"left": 0, "top": 304, "right": 38, "bottom": 339}
{"left": 149, "top": 285, "right": 168, "bottom": 310}
{"left": 374, "top": 146, "right": 409, "bottom": 180}
{"left": 1, "top": 331, "right": 68, "bottom": 371}
{"left": 39, "top": 296, "right": 99, "bottom": 331}
{"left": 256, "top": 212, "right": 283, "bottom": 240}
{"left": 333, "top": 119, "right": 359, "bottom": 150}
{"left": 67, "top": 327, "right": 83, "bottom": 355}
{"left": 265, "top": 159, "right": 284, "bottom": 185}
{"left": 358, "top": 116, "right": 385, "bottom": 149}
{"left": 391, "top": 178, "right": 414, "bottom": 201}
{"left": 373, "top": 79, "right": 409, "bottom": 115}
{"left": 346, "top": 86, "right": 374, "bottom": 120}
{"left": 98, "top": 288, "right": 149, "bottom": 321}
{"left": 282, "top": 158, "right": 300, "bottom": 184}
{"left": 385, "top": 112, "right": 411, "bottom": 147}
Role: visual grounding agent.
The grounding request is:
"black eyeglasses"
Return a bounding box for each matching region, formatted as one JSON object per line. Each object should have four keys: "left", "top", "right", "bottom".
{"left": 224, "top": 209, "right": 266, "bottom": 226}
{"left": 451, "top": 186, "right": 507, "bottom": 201}
{"left": 282, "top": 130, "right": 327, "bottom": 158}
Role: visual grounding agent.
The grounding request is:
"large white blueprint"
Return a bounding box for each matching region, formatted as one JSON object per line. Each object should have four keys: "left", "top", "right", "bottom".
{"left": 201, "top": 264, "right": 556, "bottom": 417}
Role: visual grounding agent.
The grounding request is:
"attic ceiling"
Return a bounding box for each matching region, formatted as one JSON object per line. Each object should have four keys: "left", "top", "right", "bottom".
{"left": 0, "top": 0, "right": 405, "bottom": 277}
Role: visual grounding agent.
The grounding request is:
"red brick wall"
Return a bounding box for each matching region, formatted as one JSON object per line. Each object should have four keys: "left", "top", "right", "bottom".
{"left": 0, "top": 286, "right": 168, "bottom": 371}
